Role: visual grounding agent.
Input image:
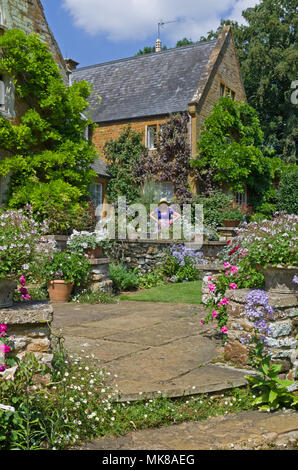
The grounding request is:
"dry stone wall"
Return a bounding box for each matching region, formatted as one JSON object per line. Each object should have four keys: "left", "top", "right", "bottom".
{"left": 0, "top": 302, "right": 53, "bottom": 377}
{"left": 224, "top": 289, "right": 298, "bottom": 381}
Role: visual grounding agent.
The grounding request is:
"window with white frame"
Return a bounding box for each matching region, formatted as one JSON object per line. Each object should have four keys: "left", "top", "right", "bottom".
{"left": 0, "top": 75, "right": 5, "bottom": 110}
{"left": 89, "top": 182, "right": 103, "bottom": 217}
{"left": 235, "top": 189, "right": 248, "bottom": 205}
{"left": 0, "top": 8, "right": 3, "bottom": 26}
{"left": 160, "top": 182, "right": 174, "bottom": 201}
{"left": 146, "top": 125, "right": 157, "bottom": 150}
{"left": 0, "top": 174, "right": 9, "bottom": 204}
{"left": 0, "top": 74, "right": 15, "bottom": 118}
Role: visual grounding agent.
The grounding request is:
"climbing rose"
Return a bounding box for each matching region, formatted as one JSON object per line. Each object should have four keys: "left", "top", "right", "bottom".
{"left": 229, "top": 283, "right": 238, "bottom": 290}
{"left": 212, "top": 310, "right": 219, "bottom": 318}
{"left": 218, "top": 297, "right": 229, "bottom": 306}
{"left": 0, "top": 325, "right": 7, "bottom": 338}
{"left": 208, "top": 283, "right": 216, "bottom": 293}
{"left": 221, "top": 326, "right": 228, "bottom": 334}
{"left": 0, "top": 344, "right": 11, "bottom": 354}
{"left": 230, "top": 266, "right": 239, "bottom": 275}
{"left": 223, "top": 262, "right": 231, "bottom": 269}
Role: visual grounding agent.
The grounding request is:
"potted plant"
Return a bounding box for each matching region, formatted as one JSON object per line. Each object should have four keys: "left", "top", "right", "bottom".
{"left": 40, "top": 250, "right": 92, "bottom": 302}
{"left": 221, "top": 201, "right": 252, "bottom": 227}
{"left": 0, "top": 207, "right": 55, "bottom": 308}
{"left": 224, "top": 213, "right": 298, "bottom": 294}
{"left": 67, "top": 230, "right": 109, "bottom": 259}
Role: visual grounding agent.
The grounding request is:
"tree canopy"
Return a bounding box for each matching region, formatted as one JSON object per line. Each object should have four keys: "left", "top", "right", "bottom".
{"left": 199, "top": 0, "right": 298, "bottom": 163}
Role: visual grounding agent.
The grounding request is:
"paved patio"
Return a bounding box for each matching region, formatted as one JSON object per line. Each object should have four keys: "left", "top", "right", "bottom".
{"left": 80, "top": 409, "right": 298, "bottom": 450}
{"left": 52, "top": 300, "right": 250, "bottom": 401}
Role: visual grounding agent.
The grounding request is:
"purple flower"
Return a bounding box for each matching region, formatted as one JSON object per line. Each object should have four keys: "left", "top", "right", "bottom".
{"left": 293, "top": 275, "right": 298, "bottom": 284}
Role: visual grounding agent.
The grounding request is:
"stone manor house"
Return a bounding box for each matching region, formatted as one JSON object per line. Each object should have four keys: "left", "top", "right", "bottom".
{"left": 0, "top": 0, "right": 246, "bottom": 215}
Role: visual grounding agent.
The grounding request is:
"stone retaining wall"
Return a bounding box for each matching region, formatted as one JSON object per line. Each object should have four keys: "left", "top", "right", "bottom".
{"left": 89, "top": 259, "right": 113, "bottom": 293}
{"left": 224, "top": 289, "right": 298, "bottom": 380}
{"left": 0, "top": 302, "right": 53, "bottom": 376}
{"left": 109, "top": 240, "right": 225, "bottom": 274}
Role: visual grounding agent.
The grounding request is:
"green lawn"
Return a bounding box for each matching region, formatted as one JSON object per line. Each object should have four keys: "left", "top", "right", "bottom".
{"left": 119, "top": 280, "right": 202, "bottom": 304}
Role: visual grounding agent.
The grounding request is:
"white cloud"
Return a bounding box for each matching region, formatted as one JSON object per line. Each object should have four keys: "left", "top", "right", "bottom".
{"left": 62, "top": 0, "right": 259, "bottom": 43}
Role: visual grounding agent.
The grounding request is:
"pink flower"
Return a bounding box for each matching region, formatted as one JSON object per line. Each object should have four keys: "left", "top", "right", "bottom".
{"left": 200, "top": 319, "right": 204, "bottom": 325}
{"left": 212, "top": 310, "right": 219, "bottom": 318}
{"left": 221, "top": 326, "right": 228, "bottom": 334}
{"left": 208, "top": 283, "right": 216, "bottom": 293}
{"left": 223, "top": 262, "right": 231, "bottom": 269}
{"left": 0, "top": 364, "right": 7, "bottom": 372}
{"left": 0, "top": 325, "right": 7, "bottom": 338}
{"left": 19, "top": 276, "right": 26, "bottom": 287}
{"left": 230, "top": 266, "right": 239, "bottom": 275}
{"left": 225, "top": 270, "right": 230, "bottom": 276}
{"left": 0, "top": 344, "right": 11, "bottom": 354}
{"left": 229, "top": 283, "right": 238, "bottom": 290}
{"left": 218, "top": 297, "right": 229, "bottom": 307}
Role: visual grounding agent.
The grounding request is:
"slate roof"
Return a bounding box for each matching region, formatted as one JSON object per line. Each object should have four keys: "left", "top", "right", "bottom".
{"left": 91, "top": 156, "right": 110, "bottom": 178}
{"left": 73, "top": 40, "right": 217, "bottom": 123}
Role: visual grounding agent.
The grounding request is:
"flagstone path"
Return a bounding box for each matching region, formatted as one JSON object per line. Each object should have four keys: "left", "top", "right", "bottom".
{"left": 80, "top": 409, "right": 298, "bottom": 450}
{"left": 52, "top": 300, "right": 251, "bottom": 401}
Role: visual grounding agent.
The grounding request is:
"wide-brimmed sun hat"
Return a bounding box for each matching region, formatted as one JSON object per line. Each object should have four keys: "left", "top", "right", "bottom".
{"left": 158, "top": 198, "right": 170, "bottom": 206}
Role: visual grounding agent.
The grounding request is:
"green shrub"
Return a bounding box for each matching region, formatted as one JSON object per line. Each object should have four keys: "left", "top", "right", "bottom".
{"left": 162, "top": 244, "right": 201, "bottom": 283}
{"left": 277, "top": 166, "right": 298, "bottom": 215}
{"left": 138, "top": 269, "right": 166, "bottom": 289}
{"left": 40, "top": 250, "right": 91, "bottom": 286}
{"left": 109, "top": 263, "right": 139, "bottom": 292}
{"left": 192, "top": 191, "right": 233, "bottom": 230}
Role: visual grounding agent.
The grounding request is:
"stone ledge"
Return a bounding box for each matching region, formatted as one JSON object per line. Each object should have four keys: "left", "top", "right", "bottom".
{"left": 226, "top": 289, "right": 298, "bottom": 308}
{"left": 90, "top": 258, "right": 112, "bottom": 266}
{"left": 0, "top": 301, "right": 53, "bottom": 325}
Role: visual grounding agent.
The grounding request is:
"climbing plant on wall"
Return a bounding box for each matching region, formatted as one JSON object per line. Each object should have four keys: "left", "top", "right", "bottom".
{"left": 135, "top": 113, "right": 193, "bottom": 203}
{"left": 191, "top": 97, "right": 283, "bottom": 209}
{"left": 104, "top": 125, "right": 145, "bottom": 204}
{"left": 0, "top": 29, "right": 97, "bottom": 222}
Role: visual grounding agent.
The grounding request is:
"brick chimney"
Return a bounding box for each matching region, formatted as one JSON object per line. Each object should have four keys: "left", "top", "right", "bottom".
{"left": 155, "top": 38, "right": 162, "bottom": 52}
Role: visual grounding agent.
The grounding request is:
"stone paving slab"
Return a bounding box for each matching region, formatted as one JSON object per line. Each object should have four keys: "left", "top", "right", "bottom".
{"left": 52, "top": 301, "right": 252, "bottom": 401}
{"left": 80, "top": 410, "right": 298, "bottom": 450}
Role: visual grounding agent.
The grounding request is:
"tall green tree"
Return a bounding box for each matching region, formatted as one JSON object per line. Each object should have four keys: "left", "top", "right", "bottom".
{"left": 199, "top": 1, "right": 298, "bottom": 163}
{"left": 191, "top": 97, "right": 283, "bottom": 210}
{"left": 0, "top": 29, "right": 97, "bottom": 219}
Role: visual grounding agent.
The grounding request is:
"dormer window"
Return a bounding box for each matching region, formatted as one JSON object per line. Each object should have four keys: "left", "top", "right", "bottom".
{"left": 220, "top": 83, "right": 236, "bottom": 101}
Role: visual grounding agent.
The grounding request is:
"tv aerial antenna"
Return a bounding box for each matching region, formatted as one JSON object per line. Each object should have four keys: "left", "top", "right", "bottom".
{"left": 157, "top": 19, "right": 178, "bottom": 39}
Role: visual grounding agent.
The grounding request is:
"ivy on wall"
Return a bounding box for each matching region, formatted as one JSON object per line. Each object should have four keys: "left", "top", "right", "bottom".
{"left": 0, "top": 29, "right": 97, "bottom": 222}
{"left": 104, "top": 125, "right": 145, "bottom": 204}
{"left": 135, "top": 113, "right": 193, "bottom": 203}
{"left": 191, "top": 97, "right": 283, "bottom": 207}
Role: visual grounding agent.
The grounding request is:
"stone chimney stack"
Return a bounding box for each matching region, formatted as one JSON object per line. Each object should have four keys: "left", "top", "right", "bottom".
{"left": 65, "top": 58, "right": 79, "bottom": 72}
{"left": 155, "top": 38, "right": 162, "bottom": 53}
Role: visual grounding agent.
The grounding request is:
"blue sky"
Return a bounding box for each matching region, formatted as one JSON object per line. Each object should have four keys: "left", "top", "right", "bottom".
{"left": 42, "top": 0, "right": 259, "bottom": 69}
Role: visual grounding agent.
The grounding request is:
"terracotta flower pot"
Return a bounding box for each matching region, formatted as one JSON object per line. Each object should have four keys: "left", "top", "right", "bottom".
{"left": 85, "top": 246, "right": 103, "bottom": 259}
{"left": 222, "top": 220, "right": 241, "bottom": 228}
{"left": 261, "top": 265, "right": 298, "bottom": 294}
{"left": 47, "top": 280, "right": 74, "bottom": 302}
{"left": 0, "top": 279, "right": 17, "bottom": 308}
